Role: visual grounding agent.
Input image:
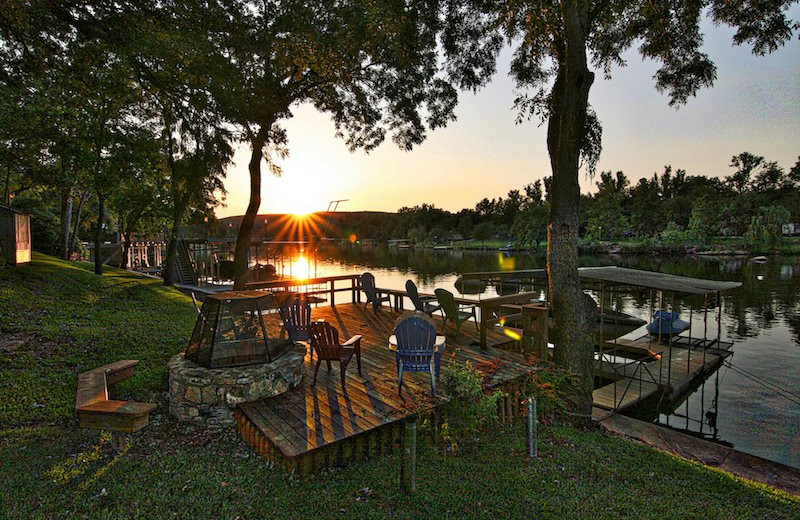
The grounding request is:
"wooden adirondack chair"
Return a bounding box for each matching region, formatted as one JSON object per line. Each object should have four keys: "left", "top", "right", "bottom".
{"left": 308, "top": 322, "right": 362, "bottom": 390}
{"left": 405, "top": 280, "right": 441, "bottom": 317}
{"left": 360, "top": 272, "right": 391, "bottom": 313}
{"left": 394, "top": 314, "right": 438, "bottom": 396}
{"left": 435, "top": 288, "right": 478, "bottom": 332}
{"left": 278, "top": 297, "right": 312, "bottom": 362}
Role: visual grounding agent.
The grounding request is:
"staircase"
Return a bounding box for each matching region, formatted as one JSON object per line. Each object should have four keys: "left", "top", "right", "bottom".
{"left": 172, "top": 238, "right": 198, "bottom": 285}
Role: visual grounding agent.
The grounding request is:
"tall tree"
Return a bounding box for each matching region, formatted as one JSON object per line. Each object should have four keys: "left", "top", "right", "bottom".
{"left": 444, "top": 0, "right": 798, "bottom": 418}
{"left": 198, "top": 1, "right": 459, "bottom": 288}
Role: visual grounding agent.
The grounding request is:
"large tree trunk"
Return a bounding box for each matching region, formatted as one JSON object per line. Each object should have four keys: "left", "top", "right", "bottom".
{"left": 94, "top": 194, "right": 105, "bottom": 275}
{"left": 69, "top": 191, "right": 87, "bottom": 258}
{"left": 163, "top": 209, "right": 182, "bottom": 285}
{"left": 61, "top": 185, "right": 73, "bottom": 260}
{"left": 120, "top": 226, "right": 132, "bottom": 269}
{"left": 545, "top": 0, "right": 596, "bottom": 423}
{"left": 232, "top": 133, "right": 267, "bottom": 289}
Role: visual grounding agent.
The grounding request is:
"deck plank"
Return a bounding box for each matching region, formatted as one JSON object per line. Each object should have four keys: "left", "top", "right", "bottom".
{"left": 238, "top": 302, "right": 529, "bottom": 468}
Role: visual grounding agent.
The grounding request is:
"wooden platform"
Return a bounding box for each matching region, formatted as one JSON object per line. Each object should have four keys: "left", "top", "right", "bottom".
{"left": 594, "top": 335, "right": 733, "bottom": 411}
{"left": 593, "top": 377, "right": 661, "bottom": 411}
{"left": 237, "top": 303, "right": 532, "bottom": 473}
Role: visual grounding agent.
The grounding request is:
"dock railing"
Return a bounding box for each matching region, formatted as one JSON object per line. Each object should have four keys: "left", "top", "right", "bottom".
{"left": 246, "top": 274, "right": 362, "bottom": 306}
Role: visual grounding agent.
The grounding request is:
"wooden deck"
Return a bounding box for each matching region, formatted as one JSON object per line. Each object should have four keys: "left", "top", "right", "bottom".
{"left": 237, "top": 303, "right": 532, "bottom": 473}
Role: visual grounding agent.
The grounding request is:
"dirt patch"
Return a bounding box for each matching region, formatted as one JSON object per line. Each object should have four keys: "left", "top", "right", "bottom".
{"left": 0, "top": 333, "right": 35, "bottom": 353}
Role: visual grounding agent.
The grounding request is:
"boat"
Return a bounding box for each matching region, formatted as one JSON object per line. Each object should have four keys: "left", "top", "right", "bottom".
{"left": 454, "top": 275, "right": 488, "bottom": 295}
{"left": 597, "top": 309, "right": 647, "bottom": 341}
{"left": 646, "top": 310, "right": 690, "bottom": 340}
{"left": 493, "top": 306, "right": 646, "bottom": 342}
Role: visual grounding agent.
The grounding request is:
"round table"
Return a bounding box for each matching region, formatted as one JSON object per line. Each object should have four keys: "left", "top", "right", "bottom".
{"left": 387, "top": 334, "right": 446, "bottom": 352}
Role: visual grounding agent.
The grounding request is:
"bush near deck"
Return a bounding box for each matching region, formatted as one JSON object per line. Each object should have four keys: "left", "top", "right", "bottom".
{"left": 0, "top": 254, "right": 798, "bottom": 519}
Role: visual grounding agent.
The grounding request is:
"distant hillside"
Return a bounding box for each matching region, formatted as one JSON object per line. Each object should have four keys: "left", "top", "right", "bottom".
{"left": 214, "top": 211, "right": 399, "bottom": 240}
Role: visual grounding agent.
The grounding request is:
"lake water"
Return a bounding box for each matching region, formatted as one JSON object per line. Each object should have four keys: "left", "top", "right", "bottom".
{"left": 256, "top": 244, "right": 800, "bottom": 469}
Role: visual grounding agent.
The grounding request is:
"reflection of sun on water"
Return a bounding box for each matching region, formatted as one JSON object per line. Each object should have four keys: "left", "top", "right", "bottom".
{"left": 290, "top": 253, "right": 313, "bottom": 280}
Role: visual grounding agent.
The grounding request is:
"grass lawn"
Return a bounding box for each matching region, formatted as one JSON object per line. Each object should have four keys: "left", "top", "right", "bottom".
{"left": 1, "top": 254, "right": 798, "bottom": 519}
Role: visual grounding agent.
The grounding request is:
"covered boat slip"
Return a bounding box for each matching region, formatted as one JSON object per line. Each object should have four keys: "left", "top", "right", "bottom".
{"left": 459, "top": 266, "right": 741, "bottom": 412}
{"left": 237, "top": 303, "right": 532, "bottom": 474}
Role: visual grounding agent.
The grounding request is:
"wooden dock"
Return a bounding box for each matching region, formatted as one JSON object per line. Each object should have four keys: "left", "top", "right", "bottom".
{"left": 237, "top": 303, "right": 532, "bottom": 473}
{"left": 593, "top": 336, "right": 733, "bottom": 411}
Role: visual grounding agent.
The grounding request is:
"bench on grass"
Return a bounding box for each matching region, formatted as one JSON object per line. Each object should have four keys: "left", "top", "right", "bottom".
{"left": 75, "top": 360, "right": 156, "bottom": 441}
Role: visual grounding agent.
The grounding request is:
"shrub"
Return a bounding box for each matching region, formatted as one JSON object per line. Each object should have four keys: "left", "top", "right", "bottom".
{"left": 519, "top": 366, "right": 575, "bottom": 423}
{"left": 437, "top": 362, "right": 505, "bottom": 453}
{"left": 659, "top": 221, "right": 687, "bottom": 245}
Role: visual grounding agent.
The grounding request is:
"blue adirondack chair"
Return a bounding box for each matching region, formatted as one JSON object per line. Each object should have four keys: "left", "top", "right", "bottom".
{"left": 406, "top": 279, "right": 441, "bottom": 317}
{"left": 394, "top": 315, "right": 438, "bottom": 396}
{"left": 278, "top": 297, "right": 312, "bottom": 361}
{"left": 360, "top": 272, "right": 391, "bottom": 313}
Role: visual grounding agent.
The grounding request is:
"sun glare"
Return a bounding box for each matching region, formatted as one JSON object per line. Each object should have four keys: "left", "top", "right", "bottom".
{"left": 290, "top": 253, "right": 313, "bottom": 280}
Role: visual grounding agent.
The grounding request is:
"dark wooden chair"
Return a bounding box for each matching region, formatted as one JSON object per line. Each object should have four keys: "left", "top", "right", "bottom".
{"left": 279, "top": 297, "right": 312, "bottom": 361}
{"left": 435, "top": 288, "right": 479, "bottom": 332}
{"left": 406, "top": 279, "right": 441, "bottom": 316}
{"left": 360, "top": 272, "right": 391, "bottom": 313}
{"left": 394, "top": 314, "right": 438, "bottom": 395}
{"left": 308, "top": 322, "right": 362, "bottom": 390}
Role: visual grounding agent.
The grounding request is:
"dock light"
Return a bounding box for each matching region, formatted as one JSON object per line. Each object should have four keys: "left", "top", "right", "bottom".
{"left": 501, "top": 327, "right": 522, "bottom": 341}
{"left": 349, "top": 234, "right": 357, "bottom": 244}
{"left": 757, "top": 275, "right": 764, "bottom": 281}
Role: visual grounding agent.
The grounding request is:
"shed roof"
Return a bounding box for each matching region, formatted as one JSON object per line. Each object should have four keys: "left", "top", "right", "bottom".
{"left": 576, "top": 266, "right": 742, "bottom": 294}
{"left": 458, "top": 266, "right": 742, "bottom": 295}
{"left": 0, "top": 203, "right": 31, "bottom": 216}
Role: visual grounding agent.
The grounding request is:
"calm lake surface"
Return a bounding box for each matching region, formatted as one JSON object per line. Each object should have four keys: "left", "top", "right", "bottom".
{"left": 260, "top": 244, "right": 800, "bottom": 469}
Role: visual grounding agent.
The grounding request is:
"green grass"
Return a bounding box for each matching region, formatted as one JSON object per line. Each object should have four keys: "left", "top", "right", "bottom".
{"left": 1, "top": 254, "right": 798, "bottom": 519}
{"left": 0, "top": 253, "right": 197, "bottom": 425}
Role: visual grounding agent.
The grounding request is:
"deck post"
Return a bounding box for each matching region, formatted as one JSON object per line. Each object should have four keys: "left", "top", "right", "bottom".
{"left": 479, "top": 302, "right": 488, "bottom": 350}
{"left": 527, "top": 397, "right": 538, "bottom": 459}
{"left": 401, "top": 414, "right": 418, "bottom": 492}
{"left": 330, "top": 279, "right": 335, "bottom": 306}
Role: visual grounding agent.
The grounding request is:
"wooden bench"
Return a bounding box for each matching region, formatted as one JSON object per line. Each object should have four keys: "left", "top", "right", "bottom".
{"left": 75, "top": 360, "right": 156, "bottom": 436}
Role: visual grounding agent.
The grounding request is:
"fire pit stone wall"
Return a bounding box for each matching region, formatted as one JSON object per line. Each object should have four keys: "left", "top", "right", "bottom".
{"left": 168, "top": 343, "right": 305, "bottom": 426}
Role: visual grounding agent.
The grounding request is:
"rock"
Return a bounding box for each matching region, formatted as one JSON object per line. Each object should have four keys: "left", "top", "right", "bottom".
{"left": 201, "top": 386, "right": 217, "bottom": 404}
{"left": 184, "top": 386, "right": 202, "bottom": 403}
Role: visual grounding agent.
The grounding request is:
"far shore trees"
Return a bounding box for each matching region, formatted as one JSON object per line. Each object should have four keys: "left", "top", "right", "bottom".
{"left": 443, "top": 1, "right": 798, "bottom": 418}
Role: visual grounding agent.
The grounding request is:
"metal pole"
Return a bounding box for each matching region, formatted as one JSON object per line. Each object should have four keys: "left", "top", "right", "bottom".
{"left": 703, "top": 294, "right": 708, "bottom": 365}
{"left": 527, "top": 397, "right": 538, "bottom": 459}
{"left": 402, "top": 416, "right": 418, "bottom": 492}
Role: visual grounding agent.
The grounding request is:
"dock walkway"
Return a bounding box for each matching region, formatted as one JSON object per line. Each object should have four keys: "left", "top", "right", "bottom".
{"left": 593, "top": 336, "right": 733, "bottom": 411}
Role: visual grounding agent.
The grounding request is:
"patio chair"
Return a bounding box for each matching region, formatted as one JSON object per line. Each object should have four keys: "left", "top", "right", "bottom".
{"left": 435, "top": 288, "right": 478, "bottom": 332}
{"left": 394, "top": 314, "right": 438, "bottom": 396}
{"left": 360, "top": 272, "right": 391, "bottom": 313}
{"left": 405, "top": 279, "right": 441, "bottom": 317}
{"left": 278, "top": 297, "right": 312, "bottom": 362}
{"left": 308, "top": 321, "right": 362, "bottom": 390}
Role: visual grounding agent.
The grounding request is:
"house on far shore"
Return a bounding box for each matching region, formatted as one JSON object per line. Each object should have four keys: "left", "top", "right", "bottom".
{"left": 782, "top": 222, "right": 800, "bottom": 236}
{"left": 0, "top": 203, "right": 32, "bottom": 265}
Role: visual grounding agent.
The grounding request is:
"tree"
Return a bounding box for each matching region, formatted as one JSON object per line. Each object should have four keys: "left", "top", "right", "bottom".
{"left": 193, "top": 1, "right": 459, "bottom": 288}
{"left": 473, "top": 221, "right": 494, "bottom": 245}
{"left": 444, "top": 1, "right": 798, "bottom": 419}
{"left": 744, "top": 205, "right": 791, "bottom": 252}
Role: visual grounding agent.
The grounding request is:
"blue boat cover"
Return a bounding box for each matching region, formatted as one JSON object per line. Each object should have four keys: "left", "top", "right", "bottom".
{"left": 647, "top": 310, "right": 690, "bottom": 337}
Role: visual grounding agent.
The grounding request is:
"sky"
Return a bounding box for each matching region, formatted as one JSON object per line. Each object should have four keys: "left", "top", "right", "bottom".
{"left": 215, "top": 11, "right": 800, "bottom": 218}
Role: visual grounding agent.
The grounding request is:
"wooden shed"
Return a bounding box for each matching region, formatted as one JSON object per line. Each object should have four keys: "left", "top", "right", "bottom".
{"left": 0, "top": 204, "right": 32, "bottom": 265}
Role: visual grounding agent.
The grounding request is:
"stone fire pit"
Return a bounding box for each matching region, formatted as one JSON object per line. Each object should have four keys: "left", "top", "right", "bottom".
{"left": 168, "top": 290, "right": 305, "bottom": 427}
{"left": 168, "top": 344, "right": 305, "bottom": 426}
